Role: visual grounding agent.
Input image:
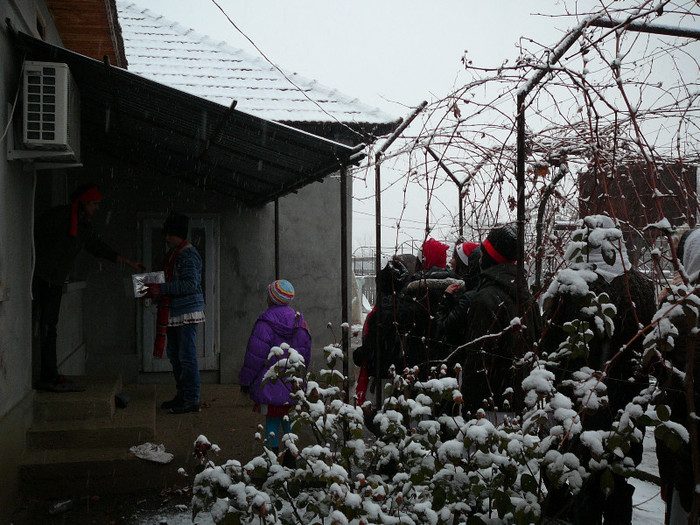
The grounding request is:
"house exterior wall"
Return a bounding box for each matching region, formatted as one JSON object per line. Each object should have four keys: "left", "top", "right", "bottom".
{"left": 0, "top": 0, "right": 65, "bottom": 520}
{"left": 219, "top": 176, "right": 351, "bottom": 382}
{"left": 64, "top": 149, "right": 351, "bottom": 385}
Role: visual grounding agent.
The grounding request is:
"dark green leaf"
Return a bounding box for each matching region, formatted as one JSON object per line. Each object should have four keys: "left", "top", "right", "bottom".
{"left": 656, "top": 404, "right": 671, "bottom": 422}
{"left": 521, "top": 473, "right": 538, "bottom": 494}
{"left": 600, "top": 469, "right": 615, "bottom": 495}
{"left": 433, "top": 485, "right": 447, "bottom": 508}
{"left": 494, "top": 489, "right": 513, "bottom": 516}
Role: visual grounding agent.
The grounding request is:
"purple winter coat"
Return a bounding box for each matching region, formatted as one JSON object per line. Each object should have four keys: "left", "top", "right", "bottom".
{"left": 238, "top": 305, "right": 312, "bottom": 406}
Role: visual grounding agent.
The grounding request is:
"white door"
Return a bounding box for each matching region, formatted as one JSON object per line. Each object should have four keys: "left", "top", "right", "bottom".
{"left": 140, "top": 215, "right": 219, "bottom": 372}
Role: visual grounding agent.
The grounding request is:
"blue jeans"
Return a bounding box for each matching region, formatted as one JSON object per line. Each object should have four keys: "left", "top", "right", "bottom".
{"left": 166, "top": 324, "right": 200, "bottom": 404}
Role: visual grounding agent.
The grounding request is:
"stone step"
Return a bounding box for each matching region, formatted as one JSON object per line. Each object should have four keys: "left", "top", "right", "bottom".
{"left": 33, "top": 375, "right": 123, "bottom": 422}
{"left": 26, "top": 384, "right": 155, "bottom": 450}
{"left": 20, "top": 383, "right": 164, "bottom": 499}
{"left": 19, "top": 383, "right": 259, "bottom": 502}
{"left": 19, "top": 446, "right": 173, "bottom": 499}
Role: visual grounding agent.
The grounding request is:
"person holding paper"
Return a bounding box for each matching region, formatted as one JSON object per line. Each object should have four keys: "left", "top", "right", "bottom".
{"left": 34, "top": 183, "right": 145, "bottom": 392}
{"left": 143, "top": 212, "right": 205, "bottom": 414}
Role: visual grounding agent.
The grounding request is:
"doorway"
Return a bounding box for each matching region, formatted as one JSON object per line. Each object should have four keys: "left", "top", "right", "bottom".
{"left": 139, "top": 215, "right": 219, "bottom": 372}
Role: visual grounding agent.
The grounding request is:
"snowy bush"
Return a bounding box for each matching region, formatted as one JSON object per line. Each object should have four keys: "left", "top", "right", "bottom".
{"left": 192, "top": 331, "right": 661, "bottom": 524}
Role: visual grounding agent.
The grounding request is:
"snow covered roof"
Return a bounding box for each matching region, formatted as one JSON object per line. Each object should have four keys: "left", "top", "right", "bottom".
{"left": 14, "top": 30, "right": 364, "bottom": 206}
{"left": 116, "top": 2, "right": 399, "bottom": 129}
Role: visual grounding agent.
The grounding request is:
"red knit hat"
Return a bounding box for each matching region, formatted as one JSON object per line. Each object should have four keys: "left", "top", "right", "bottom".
{"left": 421, "top": 238, "right": 450, "bottom": 269}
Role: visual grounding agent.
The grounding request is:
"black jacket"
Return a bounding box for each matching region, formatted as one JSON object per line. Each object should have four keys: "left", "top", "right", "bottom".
{"left": 396, "top": 267, "right": 460, "bottom": 371}
{"left": 34, "top": 205, "right": 119, "bottom": 285}
{"left": 436, "top": 287, "right": 477, "bottom": 349}
{"left": 353, "top": 293, "right": 402, "bottom": 378}
{"left": 461, "top": 263, "right": 543, "bottom": 415}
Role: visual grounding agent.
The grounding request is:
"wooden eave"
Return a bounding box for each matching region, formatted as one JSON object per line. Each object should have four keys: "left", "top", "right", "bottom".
{"left": 45, "top": 0, "right": 127, "bottom": 68}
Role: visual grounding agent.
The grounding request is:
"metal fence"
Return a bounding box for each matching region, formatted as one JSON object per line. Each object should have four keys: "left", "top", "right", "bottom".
{"left": 356, "top": 274, "right": 376, "bottom": 311}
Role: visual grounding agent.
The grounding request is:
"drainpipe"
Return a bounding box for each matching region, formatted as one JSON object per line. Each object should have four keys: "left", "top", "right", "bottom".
{"left": 341, "top": 164, "right": 350, "bottom": 400}
{"left": 373, "top": 101, "right": 427, "bottom": 407}
{"left": 274, "top": 198, "right": 279, "bottom": 279}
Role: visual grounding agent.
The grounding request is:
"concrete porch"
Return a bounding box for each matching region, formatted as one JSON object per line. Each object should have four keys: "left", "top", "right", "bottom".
{"left": 18, "top": 376, "right": 263, "bottom": 502}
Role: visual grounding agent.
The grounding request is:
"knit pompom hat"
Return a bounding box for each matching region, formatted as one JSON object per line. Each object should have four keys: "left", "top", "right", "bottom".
{"left": 456, "top": 242, "right": 479, "bottom": 267}
{"left": 481, "top": 225, "right": 517, "bottom": 267}
{"left": 268, "top": 279, "right": 295, "bottom": 305}
{"left": 421, "top": 238, "right": 450, "bottom": 270}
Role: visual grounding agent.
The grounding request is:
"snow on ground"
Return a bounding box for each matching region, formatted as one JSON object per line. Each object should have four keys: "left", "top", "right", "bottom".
{"left": 631, "top": 426, "right": 664, "bottom": 525}
{"left": 631, "top": 477, "right": 664, "bottom": 525}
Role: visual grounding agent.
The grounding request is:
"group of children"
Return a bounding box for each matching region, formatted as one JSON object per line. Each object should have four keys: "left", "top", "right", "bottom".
{"left": 150, "top": 216, "right": 312, "bottom": 448}
{"left": 353, "top": 220, "right": 700, "bottom": 525}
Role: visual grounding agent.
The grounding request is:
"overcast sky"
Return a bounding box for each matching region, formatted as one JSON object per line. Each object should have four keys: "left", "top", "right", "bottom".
{"left": 129, "top": 1, "right": 575, "bottom": 114}
{"left": 126, "top": 1, "right": 615, "bottom": 252}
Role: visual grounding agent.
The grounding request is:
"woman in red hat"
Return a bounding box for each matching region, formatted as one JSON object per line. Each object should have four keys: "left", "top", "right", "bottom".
{"left": 34, "top": 183, "right": 144, "bottom": 392}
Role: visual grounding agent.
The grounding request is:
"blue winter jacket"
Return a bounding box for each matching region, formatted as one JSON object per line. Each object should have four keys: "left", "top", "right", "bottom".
{"left": 160, "top": 244, "right": 204, "bottom": 317}
{"left": 239, "top": 305, "right": 312, "bottom": 406}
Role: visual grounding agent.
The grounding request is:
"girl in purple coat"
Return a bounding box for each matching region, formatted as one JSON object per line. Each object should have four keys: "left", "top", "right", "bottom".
{"left": 239, "top": 280, "right": 312, "bottom": 450}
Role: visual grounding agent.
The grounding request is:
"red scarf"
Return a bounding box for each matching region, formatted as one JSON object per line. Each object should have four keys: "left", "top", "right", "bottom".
{"left": 153, "top": 239, "right": 187, "bottom": 358}
{"left": 356, "top": 363, "right": 370, "bottom": 406}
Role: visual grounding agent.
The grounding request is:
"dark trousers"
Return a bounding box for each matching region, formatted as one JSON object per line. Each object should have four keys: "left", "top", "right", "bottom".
{"left": 166, "top": 323, "right": 200, "bottom": 404}
{"left": 35, "top": 277, "right": 63, "bottom": 382}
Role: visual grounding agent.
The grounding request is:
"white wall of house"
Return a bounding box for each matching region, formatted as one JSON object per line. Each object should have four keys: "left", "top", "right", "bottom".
{"left": 0, "top": 0, "right": 65, "bottom": 519}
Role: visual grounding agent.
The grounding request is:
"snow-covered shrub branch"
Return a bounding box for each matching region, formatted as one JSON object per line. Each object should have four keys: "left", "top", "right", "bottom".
{"left": 192, "top": 327, "right": 663, "bottom": 524}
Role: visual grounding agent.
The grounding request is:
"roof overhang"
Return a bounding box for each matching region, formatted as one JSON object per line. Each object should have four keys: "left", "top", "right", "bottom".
{"left": 12, "top": 30, "right": 365, "bottom": 206}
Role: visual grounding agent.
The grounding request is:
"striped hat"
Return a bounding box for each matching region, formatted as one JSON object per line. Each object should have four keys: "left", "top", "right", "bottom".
{"left": 268, "top": 279, "right": 295, "bottom": 305}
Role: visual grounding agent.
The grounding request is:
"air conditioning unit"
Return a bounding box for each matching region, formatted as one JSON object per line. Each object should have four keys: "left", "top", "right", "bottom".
{"left": 20, "top": 61, "right": 80, "bottom": 162}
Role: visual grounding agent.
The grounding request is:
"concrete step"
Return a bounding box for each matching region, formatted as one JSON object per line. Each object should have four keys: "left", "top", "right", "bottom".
{"left": 19, "top": 446, "right": 172, "bottom": 499}
{"left": 26, "top": 384, "right": 155, "bottom": 450}
{"left": 33, "top": 375, "right": 123, "bottom": 422}
{"left": 19, "top": 383, "right": 257, "bottom": 501}
{"left": 20, "top": 384, "right": 164, "bottom": 499}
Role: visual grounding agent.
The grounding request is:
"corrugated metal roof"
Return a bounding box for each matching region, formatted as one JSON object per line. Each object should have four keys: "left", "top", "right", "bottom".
{"left": 14, "top": 31, "right": 365, "bottom": 206}
{"left": 116, "top": 2, "right": 399, "bottom": 128}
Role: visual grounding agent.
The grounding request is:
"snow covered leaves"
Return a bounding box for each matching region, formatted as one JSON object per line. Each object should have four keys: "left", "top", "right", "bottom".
{"left": 193, "top": 346, "right": 561, "bottom": 524}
